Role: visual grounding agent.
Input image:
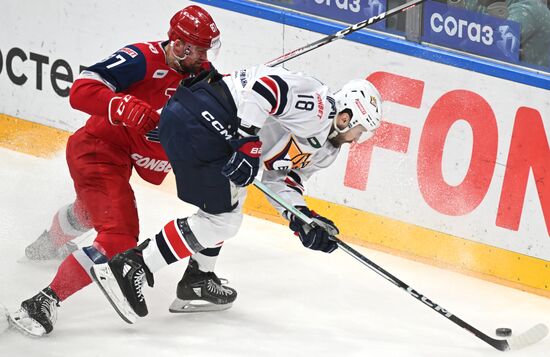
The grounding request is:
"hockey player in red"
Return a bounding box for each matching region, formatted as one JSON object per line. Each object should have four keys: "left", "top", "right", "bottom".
{"left": 10, "top": 6, "right": 232, "bottom": 337}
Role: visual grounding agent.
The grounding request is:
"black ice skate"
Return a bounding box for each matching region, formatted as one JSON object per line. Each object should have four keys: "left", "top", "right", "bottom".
{"left": 169, "top": 258, "right": 237, "bottom": 313}
{"left": 90, "top": 240, "right": 154, "bottom": 323}
{"left": 25, "top": 230, "right": 78, "bottom": 261}
{"left": 9, "top": 287, "right": 60, "bottom": 337}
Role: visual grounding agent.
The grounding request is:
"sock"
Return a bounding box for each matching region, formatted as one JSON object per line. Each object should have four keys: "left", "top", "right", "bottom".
{"left": 49, "top": 254, "right": 92, "bottom": 301}
{"left": 49, "top": 234, "right": 136, "bottom": 301}
{"left": 50, "top": 203, "right": 92, "bottom": 248}
{"left": 191, "top": 246, "right": 222, "bottom": 272}
{"left": 143, "top": 219, "right": 196, "bottom": 273}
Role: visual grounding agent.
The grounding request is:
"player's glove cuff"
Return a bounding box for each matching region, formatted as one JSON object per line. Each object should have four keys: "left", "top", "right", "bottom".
{"left": 285, "top": 206, "right": 339, "bottom": 253}
{"left": 221, "top": 136, "right": 262, "bottom": 187}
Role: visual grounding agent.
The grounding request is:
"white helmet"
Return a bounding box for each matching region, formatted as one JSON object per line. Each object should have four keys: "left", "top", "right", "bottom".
{"left": 332, "top": 79, "right": 382, "bottom": 135}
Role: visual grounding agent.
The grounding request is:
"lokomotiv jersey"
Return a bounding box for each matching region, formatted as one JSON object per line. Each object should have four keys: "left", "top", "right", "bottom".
{"left": 222, "top": 65, "right": 341, "bottom": 211}
{"left": 71, "top": 41, "right": 209, "bottom": 185}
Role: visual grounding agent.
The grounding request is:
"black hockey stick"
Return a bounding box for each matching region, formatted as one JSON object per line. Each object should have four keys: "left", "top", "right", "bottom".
{"left": 252, "top": 179, "right": 548, "bottom": 352}
{"left": 264, "top": 0, "right": 427, "bottom": 67}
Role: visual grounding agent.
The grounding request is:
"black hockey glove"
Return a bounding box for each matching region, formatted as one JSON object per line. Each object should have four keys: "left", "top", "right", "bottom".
{"left": 222, "top": 136, "right": 262, "bottom": 187}
{"left": 286, "top": 206, "right": 339, "bottom": 253}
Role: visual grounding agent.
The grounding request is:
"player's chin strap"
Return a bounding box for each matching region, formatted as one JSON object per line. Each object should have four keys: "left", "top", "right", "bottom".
{"left": 170, "top": 41, "right": 191, "bottom": 61}
{"left": 252, "top": 178, "right": 549, "bottom": 352}
{"left": 327, "top": 110, "right": 353, "bottom": 140}
{"left": 327, "top": 118, "right": 342, "bottom": 140}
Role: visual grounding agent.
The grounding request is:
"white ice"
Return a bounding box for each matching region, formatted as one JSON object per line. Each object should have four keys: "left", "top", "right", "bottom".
{"left": 0, "top": 147, "right": 549, "bottom": 357}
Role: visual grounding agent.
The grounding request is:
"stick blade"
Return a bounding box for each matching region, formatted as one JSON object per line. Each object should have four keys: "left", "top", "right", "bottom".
{"left": 507, "top": 323, "right": 549, "bottom": 351}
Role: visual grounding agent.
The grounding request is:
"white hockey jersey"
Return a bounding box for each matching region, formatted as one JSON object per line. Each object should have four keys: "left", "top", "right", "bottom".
{"left": 223, "top": 65, "right": 341, "bottom": 212}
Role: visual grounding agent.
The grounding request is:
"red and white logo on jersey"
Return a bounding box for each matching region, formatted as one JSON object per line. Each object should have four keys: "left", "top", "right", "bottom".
{"left": 153, "top": 70, "right": 169, "bottom": 79}
{"left": 131, "top": 153, "right": 172, "bottom": 172}
{"left": 147, "top": 42, "right": 159, "bottom": 54}
{"left": 165, "top": 87, "right": 177, "bottom": 100}
{"left": 120, "top": 47, "right": 138, "bottom": 58}
{"left": 316, "top": 93, "right": 324, "bottom": 119}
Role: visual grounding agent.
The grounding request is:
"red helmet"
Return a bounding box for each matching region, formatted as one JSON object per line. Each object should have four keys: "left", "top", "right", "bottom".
{"left": 168, "top": 5, "right": 220, "bottom": 49}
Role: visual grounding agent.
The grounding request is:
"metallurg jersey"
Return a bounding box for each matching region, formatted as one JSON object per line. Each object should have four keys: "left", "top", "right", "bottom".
{"left": 223, "top": 65, "right": 341, "bottom": 211}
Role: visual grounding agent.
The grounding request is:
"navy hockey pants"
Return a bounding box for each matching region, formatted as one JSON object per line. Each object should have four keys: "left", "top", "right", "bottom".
{"left": 159, "top": 81, "right": 238, "bottom": 214}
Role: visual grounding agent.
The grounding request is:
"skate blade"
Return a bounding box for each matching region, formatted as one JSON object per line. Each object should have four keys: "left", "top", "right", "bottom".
{"left": 90, "top": 263, "right": 137, "bottom": 324}
{"left": 7, "top": 308, "right": 47, "bottom": 337}
{"left": 168, "top": 298, "right": 233, "bottom": 313}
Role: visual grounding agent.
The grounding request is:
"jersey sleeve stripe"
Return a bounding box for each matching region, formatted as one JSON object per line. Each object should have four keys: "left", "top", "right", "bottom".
{"left": 259, "top": 76, "right": 279, "bottom": 114}
{"left": 252, "top": 81, "right": 277, "bottom": 111}
{"left": 269, "top": 75, "right": 288, "bottom": 116}
{"left": 252, "top": 75, "right": 289, "bottom": 115}
{"left": 84, "top": 44, "right": 146, "bottom": 93}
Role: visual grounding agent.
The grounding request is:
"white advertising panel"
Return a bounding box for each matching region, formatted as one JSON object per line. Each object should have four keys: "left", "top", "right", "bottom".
{"left": 0, "top": 1, "right": 547, "bottom": 261}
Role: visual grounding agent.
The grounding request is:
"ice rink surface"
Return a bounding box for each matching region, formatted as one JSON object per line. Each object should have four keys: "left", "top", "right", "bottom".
{"left": 0, "top": 147, "right": 549, "bottom": 357}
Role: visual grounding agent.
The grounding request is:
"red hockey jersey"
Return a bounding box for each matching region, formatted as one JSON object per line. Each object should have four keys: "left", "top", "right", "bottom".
{"left": 70, "top": 41, "right": 210, "bottom": 185}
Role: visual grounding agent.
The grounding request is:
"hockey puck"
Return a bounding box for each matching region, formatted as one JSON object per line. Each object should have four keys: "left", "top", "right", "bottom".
{"left": 496, "top": 327, "right": 512, "bottom": 337}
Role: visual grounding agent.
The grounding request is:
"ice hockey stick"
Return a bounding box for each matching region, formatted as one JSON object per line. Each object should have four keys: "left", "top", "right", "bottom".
{"left": 253, "top": 179, "right": 548, "bottom": 352}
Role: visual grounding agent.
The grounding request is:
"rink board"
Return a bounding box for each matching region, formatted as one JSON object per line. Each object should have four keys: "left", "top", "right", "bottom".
{"left": 0, "top": 1, "right": 548, "bottom": 297}
{"left": 1, "top": 114, "right": 548, "bottom": 297}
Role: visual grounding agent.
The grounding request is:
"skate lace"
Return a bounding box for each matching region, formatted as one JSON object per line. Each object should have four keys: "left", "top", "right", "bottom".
{"left": 38, "top": 291, "right": 58, "bottom": 325}
{"left": 206, "top": 277, "right": 233, "bottom": 296}
{"left": 133, "top": 268, "right": 146, "bottom": 302}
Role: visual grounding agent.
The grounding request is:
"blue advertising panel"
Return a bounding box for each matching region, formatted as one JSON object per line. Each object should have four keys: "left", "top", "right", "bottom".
{"left": 257, "top": 0, "right": 387, "bottom": 31}
{"left": 422, "top": 1, "right": 520, "bottom": 63}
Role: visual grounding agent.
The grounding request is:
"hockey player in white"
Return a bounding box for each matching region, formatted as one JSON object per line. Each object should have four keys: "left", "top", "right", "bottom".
{"left": 88, "top": 64, "right": 384, "bottom": 323}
